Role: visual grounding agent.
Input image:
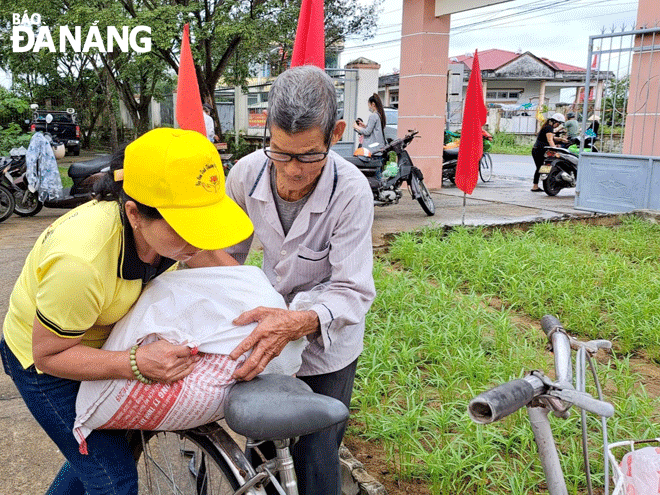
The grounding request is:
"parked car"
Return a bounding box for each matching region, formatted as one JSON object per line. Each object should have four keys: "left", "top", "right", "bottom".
{"left": 384, "top": 107, "right": 398, "bottom": 142}
{"left": 30, "top": 106, "right": 81, "bottom": 156}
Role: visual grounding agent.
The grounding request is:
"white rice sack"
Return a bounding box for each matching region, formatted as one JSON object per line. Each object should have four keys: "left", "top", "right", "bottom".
{"left": 74, "top": 266, "right": 307, "bottom": 454}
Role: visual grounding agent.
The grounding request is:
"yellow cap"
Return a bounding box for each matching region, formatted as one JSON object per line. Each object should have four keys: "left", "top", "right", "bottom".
{"left": 123, "top": 128, "right": 253, "bottom": 250}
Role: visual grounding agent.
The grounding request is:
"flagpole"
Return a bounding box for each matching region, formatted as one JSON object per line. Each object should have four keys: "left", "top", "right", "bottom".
{"left": 462, "top": 192, "right": 466, "bottom": 226}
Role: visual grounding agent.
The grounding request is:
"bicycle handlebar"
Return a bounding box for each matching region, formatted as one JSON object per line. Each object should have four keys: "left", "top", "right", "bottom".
{"left": 469, "top": 315, "right": 615, "bottom": 425}
{"left": 541, "top": 315, "right": 572, "bottom": 386}
{"left": 468, "top": 374, "right": 545, "bottom": 424}
{"left": 551, "top": 388, "right": 614, "bottom": 417}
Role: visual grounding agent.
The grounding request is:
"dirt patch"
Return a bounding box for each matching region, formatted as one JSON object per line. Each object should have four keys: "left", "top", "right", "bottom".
{"left": 343, "top": 434, "right": 432, "bottom": 495}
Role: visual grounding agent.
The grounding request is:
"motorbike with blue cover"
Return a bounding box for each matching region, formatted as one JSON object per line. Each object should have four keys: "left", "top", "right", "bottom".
{"left": 2, "top": 153, "right": 111, "bottom": 217}
{"left": 342, "top": 130, "right": 435, "bottom": 216}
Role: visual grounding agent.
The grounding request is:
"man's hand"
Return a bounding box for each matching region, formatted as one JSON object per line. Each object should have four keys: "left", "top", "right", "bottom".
{"left": 229, "top": 307, "right": 320, "bottom": 381}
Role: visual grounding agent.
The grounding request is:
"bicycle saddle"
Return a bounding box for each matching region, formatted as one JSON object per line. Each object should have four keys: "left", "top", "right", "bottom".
{"left": 442, "top": 147, "right": 459, "bottom": 161}
{"left": 224, "top": 374, "right": 349, "bottom": 441}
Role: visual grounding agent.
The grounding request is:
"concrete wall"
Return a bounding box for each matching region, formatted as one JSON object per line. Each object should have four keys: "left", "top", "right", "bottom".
{"left": 623, "top": 0, "right": 660, "bottom": 156}
{"left": 346, "top": 62, "right": 381, "bottom": 149}
{"left": 398, "top": 0, "right": 450, "bottom": 189}
{"left": 575, "top": 153, "right": 660, "bottom": 213}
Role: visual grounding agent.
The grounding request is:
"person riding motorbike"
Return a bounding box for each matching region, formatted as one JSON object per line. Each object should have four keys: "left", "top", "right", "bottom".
{"left": 564, "top": 112, "right": 579, "bottom": 141}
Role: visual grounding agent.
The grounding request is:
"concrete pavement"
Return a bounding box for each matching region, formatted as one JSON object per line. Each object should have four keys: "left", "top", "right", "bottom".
{"left": 369, "top": 158, "right": 590, "bottom": 248}
{"left": 0, "top": 155, "right": 593, "bottom": 494}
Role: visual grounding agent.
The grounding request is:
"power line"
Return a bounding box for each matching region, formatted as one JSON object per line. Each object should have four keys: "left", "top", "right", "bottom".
{"left": 342, "top": 2, "right": 636, "bottom": 52}
{"left": 345, "top": 0, "right": 635, "bottom": 42}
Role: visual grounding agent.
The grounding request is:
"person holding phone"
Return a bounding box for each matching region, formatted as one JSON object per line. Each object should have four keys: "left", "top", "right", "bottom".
{"left": 353, "top": 93, "right": 386, "bottom": 149}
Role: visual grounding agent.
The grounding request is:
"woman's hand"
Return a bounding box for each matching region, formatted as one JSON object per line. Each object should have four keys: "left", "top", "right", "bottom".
{"left": 31, "top": 319, "right": 199, "bottom": 382}
{"left": 135, "top": 340, "right": 201, "bottom": 384}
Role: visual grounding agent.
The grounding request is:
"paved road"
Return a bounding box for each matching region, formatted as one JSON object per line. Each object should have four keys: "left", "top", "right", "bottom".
{"left": 491, "top": 153, "right": 534, "bottom": 181}
{"left": 0, "top": 154, "right": 588, "bottom": 493}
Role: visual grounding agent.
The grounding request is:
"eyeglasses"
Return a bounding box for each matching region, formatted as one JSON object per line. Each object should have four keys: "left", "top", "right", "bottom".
{"left": 264, "top": 147, "right": 329, "bottom": 164}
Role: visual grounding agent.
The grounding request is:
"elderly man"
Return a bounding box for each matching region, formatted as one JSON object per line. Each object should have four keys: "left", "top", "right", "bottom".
{"left": 225, "top": 65, "right": 376, "bottom": 495}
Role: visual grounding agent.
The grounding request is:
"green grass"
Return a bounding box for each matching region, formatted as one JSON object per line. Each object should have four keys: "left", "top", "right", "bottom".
{"left": 490, "top": 132, "right": 533, "bottom": 155}
{"left": 59, "top": 166, "right": 73, "bottom": 188}
{"left": 387, "top": 218, "right": 660, "bottom": 359}
{"left": 348, "top": 217, "right": 660, "bottom": 494}
{"left": 243, "top": 218, "right": 660, "bottom": 493}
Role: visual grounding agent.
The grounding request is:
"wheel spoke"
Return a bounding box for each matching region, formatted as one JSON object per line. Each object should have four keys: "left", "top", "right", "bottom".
{"left": 134, "top": 431, "right": 239, "bottom": 495}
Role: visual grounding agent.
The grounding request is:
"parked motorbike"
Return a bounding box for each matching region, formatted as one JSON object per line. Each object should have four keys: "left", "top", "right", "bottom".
{"left": 1, "top": 153, "right": 110, "bottom": 217}
{"left": 343, "top": 130, "right": 436, "bottom": 216}
{"left": 539, "top": 130, "right": 600, "bottom": 196}
{"left": 441, "top": 129, "right": 494, "bottom": 184}
{"left": 539, "top": 146, "right": 579, "bottom": 196}
{"left": 557, "top": 132, "right": 599, "bottom": 153}
{"left": 0, "top": 180, "right": 15, "bottom": 223}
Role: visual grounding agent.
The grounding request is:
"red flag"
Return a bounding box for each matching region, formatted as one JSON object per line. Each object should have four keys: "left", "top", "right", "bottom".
{"left": 456, "top": 50, "right": 487, "bottom": 195}
{"left": 175, "top": 24, "right": 205, "bottom": 135}
{"left": 290, "top": 0, "right": 325, "bottom": 68}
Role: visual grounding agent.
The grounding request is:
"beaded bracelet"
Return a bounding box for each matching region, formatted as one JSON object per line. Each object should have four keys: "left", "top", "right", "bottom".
{"left": 129, "top": 344, "right": 153, "bottom": 384}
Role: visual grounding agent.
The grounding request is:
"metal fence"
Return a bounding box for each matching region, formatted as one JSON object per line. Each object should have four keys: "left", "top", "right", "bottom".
{"left": 580, "top": 26, "right": 660, "bottom": 154}
{"left": 487, "top": 106, "right": 538, "bottom": 135}
{"left": 575, "top": 26, "right": 660, "bottom": 214}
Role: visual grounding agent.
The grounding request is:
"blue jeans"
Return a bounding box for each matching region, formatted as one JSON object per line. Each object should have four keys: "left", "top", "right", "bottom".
{"left": 1, "top": 339, "right": 138, "bottom": 495}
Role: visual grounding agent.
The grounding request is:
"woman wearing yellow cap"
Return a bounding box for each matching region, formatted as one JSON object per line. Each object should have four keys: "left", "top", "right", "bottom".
{"left": 0, "top": 128, "right": 253, "bottom": 494}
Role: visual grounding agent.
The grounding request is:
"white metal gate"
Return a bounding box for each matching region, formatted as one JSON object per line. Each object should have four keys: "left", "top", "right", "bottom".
{"left": 576, "top": 26, "right": 660, "bottom": 214}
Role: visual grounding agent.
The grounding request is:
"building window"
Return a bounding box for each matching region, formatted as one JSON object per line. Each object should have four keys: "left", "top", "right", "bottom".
{"left": 486, "top": 90, "right": 522, "bottom": 100}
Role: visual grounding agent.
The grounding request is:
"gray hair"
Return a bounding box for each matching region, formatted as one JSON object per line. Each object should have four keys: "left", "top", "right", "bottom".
{"left": 267, "top": 66, "right": 337, "bottom": 145}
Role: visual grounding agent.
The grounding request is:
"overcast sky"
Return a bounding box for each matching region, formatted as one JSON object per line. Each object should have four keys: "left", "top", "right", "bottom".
{"left": 339, "top": 0, "right": 639, "bottom": 74}
{"left": 1, "top": 0, "right": 639, "bottom": 89}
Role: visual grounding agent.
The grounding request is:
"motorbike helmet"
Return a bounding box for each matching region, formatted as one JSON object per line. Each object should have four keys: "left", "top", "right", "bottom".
{"left": 353, "top": 147, "right": 372, "bottom": 158}
{"left": 353, "top": 146, "right": 373, "bottom": 162}
{"left": 566, "top": 112, "right": 576, "bottom": 119}
{"left": 550, "top": 113, "right": 565, "bottom": 123}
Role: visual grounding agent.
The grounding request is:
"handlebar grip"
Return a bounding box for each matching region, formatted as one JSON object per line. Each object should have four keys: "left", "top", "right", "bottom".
{"left": 541, "top": 315, "right": 563, "bottom": 338}
{"left": 468, "top": 378, "right": 536, "bottom": 424}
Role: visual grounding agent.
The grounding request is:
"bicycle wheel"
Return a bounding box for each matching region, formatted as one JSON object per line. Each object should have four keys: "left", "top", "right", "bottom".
{"left": 479, "top": 153, "right": 493, "bottom": 182}
{"left": 410, "top": 172, "right": 435, "bottom": 216}
{"left": 0, "top": 185, "right": 15, "bottom": 223}
{"left": 131, "top": 430, "right": 241, "bottom": 495}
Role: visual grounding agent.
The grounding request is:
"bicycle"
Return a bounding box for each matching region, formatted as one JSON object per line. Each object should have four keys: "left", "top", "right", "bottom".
{"left": 469, "top": 315, "right": 615, "bottom": 495}
{"left": 479, "top": 152, "right": 493, "bottom": 183}
{"left": 127, "top": 374, "right": 349, "bottom": 494}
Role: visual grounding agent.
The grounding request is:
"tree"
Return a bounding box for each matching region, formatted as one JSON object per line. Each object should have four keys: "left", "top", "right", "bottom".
{"left": 601, "top": 76, "right": 629, "bottom": 128}
{"left": 0, "top": 0, "right": 381, "bottom": 140}
{"left": 0, "top": 2, "right": 115, "bottom": 148}
{"left": 109, "top": 0, "right": 382, "bottom": 132}
{"left": 0, "top": 87, "right": 31, "bottom": 154}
